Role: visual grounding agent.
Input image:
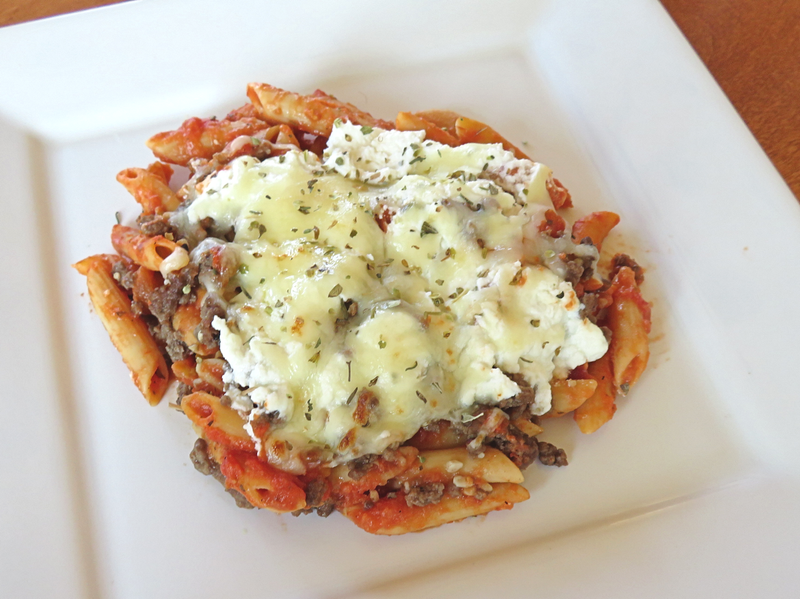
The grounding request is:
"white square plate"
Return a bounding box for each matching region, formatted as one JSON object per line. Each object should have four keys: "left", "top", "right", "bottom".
{"left": 2, "top": 1, "right": 799, "bottom": 598}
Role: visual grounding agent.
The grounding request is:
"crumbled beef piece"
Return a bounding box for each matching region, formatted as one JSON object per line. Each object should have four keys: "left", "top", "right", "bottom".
{"left": 189, "top": 438, "right": 254, "bottom": 509}
{"left": 500, "top": 373, "right": 537, "bottom": 409}
{"left": 405, "top": 482, "right": 445, "bottom": 507}
{"left": 304, "top": 478, "right": 330, "bottom": 508}
{"left": 144, "top": 265, "right": 198, "bottom": 322}
{"left": 315, "top": 501, "right": 336, "bottom": 518}
{"left": 611, "top": 254, "right": 645, "bottom": 285}
{"left": 347, "top": 454, "right": 380, "bottom": 481}
{"left": 149, "top": 321, "right": 189, "bottom": 361}
{"left": 489, "top": 426, "right": 539, "bottom": 469}
{"left": 581, "top": 290, "right": 609, "bottom": 325}
{"left": 564, "top": 254, "right": 595, "bottom": 287}
{"left": 198, "top": 293, "right": 226, "bottom": 347}
{"left": 462, "top": 407, "right": 539, "bottom": 469}
{"left": 226, "top": 487, "right": 255, "bottom": 509}
{"left": 537, "top": 441, "right": 568, "bottom": 467}
{"left": 137, "top": 213, "right": 176, "bottom": 238}
{"left": 199, "top": 216, "right": 236, "bottom": 242}
{"left": 189, "top": 438, "right": 214, "bottom": 475}
{"left": 195, "top": 242, "right": 237, "bottom": 291}
{"left": 111, "top": 259, "right": 137, "bottom": 291}
{"left": 175, "top": 382, "right": 192, "bottom": 405}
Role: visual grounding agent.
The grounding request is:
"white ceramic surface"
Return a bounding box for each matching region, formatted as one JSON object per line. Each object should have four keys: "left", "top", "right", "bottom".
{"left": 1, "top": 1, "right": 798, "bottom": 598}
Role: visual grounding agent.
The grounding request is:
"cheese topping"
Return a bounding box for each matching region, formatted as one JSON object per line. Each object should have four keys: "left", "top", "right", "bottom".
{"left": 185, "top": 123, "right": 607, "bottom": 468}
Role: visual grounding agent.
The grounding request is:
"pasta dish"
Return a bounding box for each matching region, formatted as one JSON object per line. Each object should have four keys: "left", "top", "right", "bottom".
{"left": 74, "top": 83, "right": 651, "bottom": 534}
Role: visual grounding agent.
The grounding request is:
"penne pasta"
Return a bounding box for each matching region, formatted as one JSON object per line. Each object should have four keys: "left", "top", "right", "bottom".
{"left": 406, "top": 419, "right": 470, "bottom": 450}
{"left": 395, "top": 447, "right": 525, "bottom": 485}
{"left": 247, "top": 82, "right": 394, "bottom": 137}
{"left": 342, "top": 483, "right": 530, "bottom": 535}
{"left": 195, "top": 358, "right": 226, "bottom": 392}
{"left": 546, "top": 176, "right": 573, "bottom": 209}
{"left": 574, "top": 352, "right": 617, "bottom": 434}
{"left": 571, "top": 211, "right": 620, "bottom": 250}
{"left": 146, "top": 116, "right": 271, "bottom": 166}
{"left": 607, "top": 266, "right": 652, "bottom": 391}
{"left": 412, "top": 109, "right": 461, "bottom": 131}
{"left": 181, "top": 392, "right": 255, "bottom": 453}
{"left": 78, "top": 255, "right": 169, "bottom": 405}
{"left": 116, "top": 164, "right": 181, "bottom": 214}
{"left": 111, "top": 224, "right": 187, "bottom": 274}
{"left": 454, "top": 116, "right": 530, "bottom": 160}
{"left": 544, "top": 378, "right": 598, "bottom": 418}
{"left": 395, "top": 112, "right": 460, "bottom": 145}
{"left": 208, "top": 442, "right": 307, "bottom": 513}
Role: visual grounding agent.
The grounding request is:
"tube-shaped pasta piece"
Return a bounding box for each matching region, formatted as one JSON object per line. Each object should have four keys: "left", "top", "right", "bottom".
{"left": 247, "top": 82, "right": 394, "bottom": 137}
{"left": 512, "top": 418, "right": 544, "bottom": 438}
{"left": 574, "top": 352, "right": 617, "bottom": 434}
{"left": 77, "top": 255, "right": 169, "bottom": 405}
{"left": 538, "top": 208, "right": 567, "bottom": 238}
{"left": 111, "top": 224, "right": 187, "bottom": 274}
{"left": 454, "top": 116, "right": 530, "bottom": 160}
{"left": 342, "top": 483, "right": 530, "bottom": 535}
{"left": 206, "top": 442, "right": 307, "bottom": 513}
{"left": 545, "top": 176, "right": 573, "bottom": 209}
{"left": 171, "top": 357, "right": 198, "bottom": 388}
{"left": 116, "top": 164, "right": 181, "bottom": 214}
{"left": 406, "top": 419, "right": 470, "bottom": 450}
{"left": 413, "top": 109, "right": 461, "bottom": 131}
{"left": 395, "top": 112, "right": 459, "bottom": 146}
{"left": 146, "top": 117, "right": 271, "bottom": 166}
{"left": 171, "top": 303, "right": 202, "bottom": 348}
{"left": 273, "top": 123, "right": 300, "bottom": 147}
{"left": 607, "top": 267, "right": 651, "bottom": 391}
{"left": 395, "top": 447, "right": 524, "bottom": 485}
{"left": 543, "top": 378, "right": 598, "bottom": 418}
{"left": 182, "top": 392, "right": 255, "bottom": 453}
{"left": 196, "top": 358, "right": 226, "bottom": 392}
{"left": 571, "top": 211, "right": 621, "bottom": 250}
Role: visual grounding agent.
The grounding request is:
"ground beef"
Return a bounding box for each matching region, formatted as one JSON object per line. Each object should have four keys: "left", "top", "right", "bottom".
{"left": 198, "top": 292, "right": 226, "bottom": 347}
{"left": 189, "top": 438, "right": 254, "bottom": 509}
{"left": 189, "top": 438, "right": 214, "bottom": 475}
{"left": 315, "top": 502, "right": 336, "bottom": 517}
{"left": 537, "top": 441, "right": 568, "bottom": 467}
{"left": 460, "top": 408, "right": 540, "bottom": 469}
{"left": 488, "top": 426, "right": 539, "bottom": 469}
{"left": 347, "top": 454, "right": 380, "bottom": 481}
{"left": 405, "top": 482, "right": 445, "bottom": 507}
{"left": 580, "top": 291, "right": 603, "bottom": 323}
{"left": 611, "top": 253, "right": 645, "bottom": 285}
{"left": 111, "top": 259, "right": 137, "bottom": 291}
{"left": 564, "top": 254, "right": 595, "bottom": 286}
{"left": 146, "top": 273, "right": 192, "bottom": 322}
{"left": 303, "top": 478, "right": 329, "bottom": 508}
{"left": 291, "top": 479, "right": 335, "bottom": 518}
{"left": 198, "top": 217, "right": 236, "bottom": 242}
{"left": 137, "top": 213, "right": 176, "bottom": 238}
{"left": 500, "top": 373, "right": 537, "bottom": 410}
{"left": 149, "top": 321, "right": 189, "bottom": 362}
{"left": 175, "top": 382, "right": 192, "bottom": 405}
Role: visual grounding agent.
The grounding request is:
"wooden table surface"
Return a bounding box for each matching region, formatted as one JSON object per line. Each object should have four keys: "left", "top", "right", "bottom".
{"left": 2, "top": 0, "right": 798, "bottom": 200}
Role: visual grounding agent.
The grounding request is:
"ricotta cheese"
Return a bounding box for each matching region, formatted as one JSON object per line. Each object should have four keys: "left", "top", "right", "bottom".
{"left": 185, "top": 122, "right": 608, "bottom": 468}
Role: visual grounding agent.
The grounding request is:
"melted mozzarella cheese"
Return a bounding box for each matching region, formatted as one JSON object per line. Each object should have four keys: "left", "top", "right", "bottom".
{"left": 185, "top": 122, "right": 607, "bottom": 468}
